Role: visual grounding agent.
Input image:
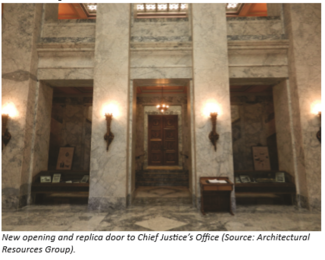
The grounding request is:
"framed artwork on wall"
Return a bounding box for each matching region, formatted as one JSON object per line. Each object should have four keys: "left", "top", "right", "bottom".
{"left": 252, "top": 146, "right": 271, "bottom": 171}
{"left": 56, "top": 147, "right": 74, "bottom": 170}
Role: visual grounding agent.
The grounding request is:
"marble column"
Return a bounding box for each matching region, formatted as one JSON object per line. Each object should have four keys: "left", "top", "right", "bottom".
{"left": 283, "top": 4, "right": 321, "bottom": 210}
{"left": 89, "top": 4, "right": 130, "bottom": 211}
{"left": 2, "top": 4, "right": 43, "bottom": 208}
{"left": 192, "top": 4, "right": 234, "bottom": 209}
{"left": 273, "top": 80, "right": 295, "bottom": 177}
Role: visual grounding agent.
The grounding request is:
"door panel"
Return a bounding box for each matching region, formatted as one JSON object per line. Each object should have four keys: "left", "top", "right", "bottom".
{"left": 148, "top": 115, "right": 178, "bottom": 166}
{"left": 148, "top": 116, "right": 163, "bottom": 165}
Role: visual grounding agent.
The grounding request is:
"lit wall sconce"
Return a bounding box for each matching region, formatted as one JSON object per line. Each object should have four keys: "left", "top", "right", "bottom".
{"left": 2, "top": 113, "right": 11, "bottom": 150}
{"left": 2, "top": 103, "right": 16, "bottom": 150}
{"left": 312, "top": 103, "right": 321, "bottom": 143}
{"left": 209, "top": 112, "right": 219, "bottom": 151}
{"left": 104, "top": 113, "right": 114, "bottom": 151}
{"left": 316, "top": 111, "right": 321, "bottom": 143}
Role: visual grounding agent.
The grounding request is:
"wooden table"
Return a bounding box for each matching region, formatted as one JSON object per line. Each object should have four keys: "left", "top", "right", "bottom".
{"left": 200, "top": 177, "right": 234, "bottom": 215}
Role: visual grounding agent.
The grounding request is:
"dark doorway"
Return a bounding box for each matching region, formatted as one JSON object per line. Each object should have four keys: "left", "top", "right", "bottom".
{"left": 148, "top": 115, "right": 178, "bottom": 166}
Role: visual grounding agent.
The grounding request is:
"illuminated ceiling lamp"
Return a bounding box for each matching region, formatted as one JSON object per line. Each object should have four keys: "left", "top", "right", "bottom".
{"left": 156, "top": 87, "right": 169, "bottom": 113}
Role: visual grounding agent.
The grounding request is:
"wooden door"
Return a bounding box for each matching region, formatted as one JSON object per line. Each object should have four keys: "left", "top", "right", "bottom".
{"left": 148, "top": 115, "right": 178, "bottom": 166}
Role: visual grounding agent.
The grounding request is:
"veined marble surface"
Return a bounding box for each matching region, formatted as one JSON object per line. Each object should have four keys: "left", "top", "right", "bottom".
{"left": 130, "top": 4, "right": 191, "bottom": 43}
{"left": 192, "top": 4, "right": 234, "bottom": 209}
{"left": 284, "top": 4, "right": 321, "bottom": 210}
{"left": 2, "top": 4, "right": 43, "bottom": 208}
{"left": 2, "top": 203, "right": 321, "bottom": 231}
{"left": 227, "top": 16, "right": 284, "bottom": 41}
{"left": 41, "top": 23, "right": 96, "bottom": 38}
{"left": 89, "top": 4, "right": 130, "bottom": 211}
{"left": 273, "top": 81, "right": 295, "bottom": 178}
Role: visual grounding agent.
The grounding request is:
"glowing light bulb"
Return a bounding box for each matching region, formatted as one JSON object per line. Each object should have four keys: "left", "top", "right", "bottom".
{"left": 137, "top": 4, "right": 144, "bottom": 10}
{"left": 311, "top": 102, "right": 322, "bottom": 115}
{"left": 102, "top": 104, "right": 119, "bottom": 118}
{"left": 2, "top": 103, "right": 18, "bottom": 118}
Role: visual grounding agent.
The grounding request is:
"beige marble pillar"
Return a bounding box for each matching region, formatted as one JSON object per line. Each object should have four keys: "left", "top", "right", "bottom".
{"left": 89, "top": 4, "right": 130, "bottom": 211}
{"left": 192, "top": 4, "right": 234, "bottom": 209}
{"left": 283, "top": 4, "right": 321, "bottom": 210}
{"left": 2, "top": 4, "right": 43, "bottom": 208}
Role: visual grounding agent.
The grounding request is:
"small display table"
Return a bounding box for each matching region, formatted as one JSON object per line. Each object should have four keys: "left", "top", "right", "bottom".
{"left": 200, "top": 177, "right": 234, "bottom": 215}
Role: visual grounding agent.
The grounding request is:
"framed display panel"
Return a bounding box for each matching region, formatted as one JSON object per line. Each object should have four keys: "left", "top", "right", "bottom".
{"left": 252, "top": 146, "right": 271, "bottom": 171}
{"left": 56, "top": 147, "right": 75, "bottom": 170}
{"left": 40, "top": 176, "right": 51, "bottom": 183}
{"left": 275, "top": 172, "right": 286, "bottom": 182}
{"left": 52, "top": 173, "right": 61, "bottom": 183}
{"left": 239, "top": 175, "right": 251, "bottom": 183}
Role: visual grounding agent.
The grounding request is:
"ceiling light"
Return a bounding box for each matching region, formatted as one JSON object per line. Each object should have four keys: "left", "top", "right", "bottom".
{"left": 227, "top": 3, "right": 238, "bottom": 9}
{"left": 158, "top": 4, "right": 168, "bottom": 11}
{"left": 146, "top": 4, "right": 156, "bottom": 11}
{"left": 137, "top": 4, "right": 145, "bottom": 11}
{"left": 87, "top": 4, "right": 97, "bottom": 11}
{"left": 169, "top": 4, "right": 179, "bottom": 10}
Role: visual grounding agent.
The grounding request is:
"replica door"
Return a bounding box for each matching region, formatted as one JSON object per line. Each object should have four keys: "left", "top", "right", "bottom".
{"left": 148, "top": 115, "right": 178, "bottom": 166}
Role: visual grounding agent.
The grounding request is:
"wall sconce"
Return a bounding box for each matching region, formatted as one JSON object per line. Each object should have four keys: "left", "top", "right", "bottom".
{"left": 2, "top": 113, "right": 11, "bottom": 150}
{"left": 316, "top": 111, "right": 321, "bottom": 143}
{"left": 104, "top": 113, "right": 114, "bottom": 151}
{"left": 209, "top": 112, "right": 219, "bottom": 151}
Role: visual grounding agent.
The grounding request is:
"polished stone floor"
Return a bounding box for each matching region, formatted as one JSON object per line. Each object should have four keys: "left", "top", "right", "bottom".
{"left": 2, "top": 187, "right": 321, "bottom": 231}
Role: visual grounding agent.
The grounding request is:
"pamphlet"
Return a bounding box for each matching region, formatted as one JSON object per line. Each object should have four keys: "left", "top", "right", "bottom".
{"left": 208, "top": 179, "right": 227, "bottom": 184}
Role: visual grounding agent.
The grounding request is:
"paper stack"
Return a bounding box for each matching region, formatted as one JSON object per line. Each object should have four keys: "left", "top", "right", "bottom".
{"left": 208, "top": 179, "right": 227, "bottom": 184}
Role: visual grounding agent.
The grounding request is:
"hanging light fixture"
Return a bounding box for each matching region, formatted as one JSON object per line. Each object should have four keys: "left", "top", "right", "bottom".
{"left": 156, "top": 86, "right": 169, "bottom": 113}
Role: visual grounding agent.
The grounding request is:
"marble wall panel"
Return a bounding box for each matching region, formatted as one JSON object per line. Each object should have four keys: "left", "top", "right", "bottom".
{"left": 38, "top": 68, "right": 93, "bottom": 81}
{"left": 284, "top": 4, "right": 321, "bottom": 210}
{"left": 228, "top": 49, "right": 288, "bottom": 66}
{"left": 127, "top": 81, "right": 137, "bottom": 204}
{"left": 273, "top": 81, "right": 295, "bottom": 177}
{"left": 131, "top": 68, "right": 192, "bottom": 79}
{"left": 227, "top": 17, "right": 285, "bottom": 41}
{"left": 38, "top": 52, "right": 94, "bottom": 69}
{"left": 2, "top": 4, "right": 42, "bottom": 208}
{"left": 131, "top": 50, "right": 191, "bottom": 68}
{"left": 29, "top": 83, "right": 53, "bottom": 182}
{"left": 232, "top": 101, "right": 273, "bottom": 172}
{"left": 49, "top": 98, "right": 91, "bottom": 171}
{"left": 229, "top": 66, "right": 288, "bottom": 79}
{"left": 130, "top": 5, "right": 191, "bottom": 43}
{"left": 89, "top": 4, "right": 130, "bottom": 211}
{"left": 41, "top": 23, "right": 96, "bottom": 38}
{"left": 192, "top": 4, "right": 234, "bottom": 210}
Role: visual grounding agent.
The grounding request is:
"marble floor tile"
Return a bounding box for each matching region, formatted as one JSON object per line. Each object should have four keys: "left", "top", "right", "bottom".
{"left": 1, "top": 203, "right": 321, "bottom": 231}
{"left": 135, "top": 216, "right": 187, "bottom": 231}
